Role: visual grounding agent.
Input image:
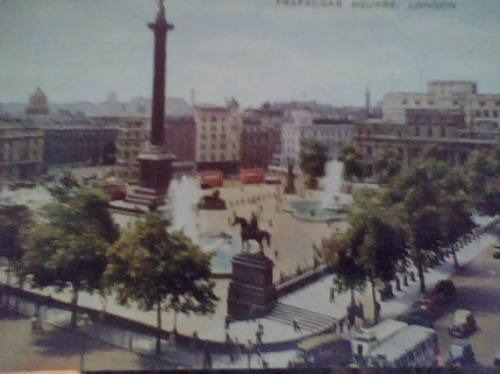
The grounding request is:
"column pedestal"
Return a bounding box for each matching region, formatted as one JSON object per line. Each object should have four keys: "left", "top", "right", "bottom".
{"left": 227, "top": 252, "right": 276, "bottom": 320}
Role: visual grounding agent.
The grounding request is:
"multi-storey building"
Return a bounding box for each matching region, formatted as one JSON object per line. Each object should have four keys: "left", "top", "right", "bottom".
{"left": 240, "top": 114, "right": 281, "bottom": 169}
{"left": 194, "top": 99, "right": 242, "bottom": 174}
{"left": 0, "top": 117, "right": 44, "bottom": 181}
{"left": 382, "top": 81, "right": 500, "bottom": 129}
{"left": 37, "top": 112, "right": 118, "bottom": 168}
{"left": 280, "top": 110, "right": 354, "bottom": 171}
{"left": 354, "top": 113, "right": 498, "bottom": 171}
{"left": 115, "top": 117, "right": 149, "bottom": 181}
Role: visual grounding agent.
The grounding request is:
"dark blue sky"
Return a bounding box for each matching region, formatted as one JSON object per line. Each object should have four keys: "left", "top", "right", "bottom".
{"left": 1, "top": 0, "right": 499, "bottom": 107}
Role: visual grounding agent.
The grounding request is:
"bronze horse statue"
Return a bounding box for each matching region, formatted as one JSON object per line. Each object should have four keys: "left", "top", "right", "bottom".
{"left": 232, "top": 212, "right": 271, "bottom": 253}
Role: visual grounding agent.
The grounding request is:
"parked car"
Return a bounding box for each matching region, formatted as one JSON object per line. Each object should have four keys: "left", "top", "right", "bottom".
{"left": 493, "top": 244, "right": 500, "bottom": 259}
{"left": 419, "top": 280, "right": 456, "bottom": 313}
{"left": 494, "top": 351, "right": 500, "bottom": 368}
{"left": 448, "top": 309, "right": 477, "bottom": 338}
{"left": 445, "top": 340, "right": 477, "bottom": 367}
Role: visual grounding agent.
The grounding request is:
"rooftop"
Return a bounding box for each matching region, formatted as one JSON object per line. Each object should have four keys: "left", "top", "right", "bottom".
{"left": 367, "top": 324, "right": 435, "bottom": 362}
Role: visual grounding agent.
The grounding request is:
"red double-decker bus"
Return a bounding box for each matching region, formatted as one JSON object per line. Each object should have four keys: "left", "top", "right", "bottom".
{"left": 199, "top": 170, "right": 224, "bottom": 188}
{"left": 240, "top": 168, "right": 264, "bottom": 184}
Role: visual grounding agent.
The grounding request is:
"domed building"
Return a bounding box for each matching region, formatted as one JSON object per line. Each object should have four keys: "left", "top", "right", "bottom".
{"left": 26, "top": 87, "right": 49, "bottom": 115}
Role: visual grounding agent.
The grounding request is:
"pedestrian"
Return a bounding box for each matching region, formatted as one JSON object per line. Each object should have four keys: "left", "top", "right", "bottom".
{"left": 203, "top": 346, "right": 212, "bottom": 369}
{"left": 234, "top": 337, "right": 241, "bottom": 358}
{"left": 339, "top": 319, "right": 344, "bottom": 334}
{"left": 329, "top": 287, "right": 335, "bottom": 303}
{"left": 246, "top": 339, "right": 253, "bottom": 368}
{"left": 293, "top": 317, "right": 301, "bottom": 332}
{"left": 332, "top": 322, "right": 337, "bottom": 334}
{"left": 274, "top": 249, "right": 278, "bottom": 259}
{"left": 262, "top": 359, "right": 269, "bottom": 369}
{"left": 358, "top": 301, "right": 365, "bottom": 321}
{"left": 191, "top": 330, "right": 199, "bottom": 350}
{"left": 225, "top": 331, "right": 231, "bottom": 345}
{"left": 225, "top": 317, "right": 230, "bottom": 330}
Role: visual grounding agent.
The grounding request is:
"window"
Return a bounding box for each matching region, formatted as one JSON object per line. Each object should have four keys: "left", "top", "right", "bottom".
{"left": 493, "top": 110, "right": 498, "bottom": 118}
{"left": 220, "top": 153, "right": 225, "bottom": 161}
{"left": 402, "top": 99, "right": 408, "bottom": 105}
{"left": 200, "top": 153, "right": 206, "bottom": 161}
{"left": 427, "top": 100, "right": 434, "bottom": 105}
{"left": 210, "top": 153, "right": 216, "bottom": 161}
{"left": 415, "top": 127, "right": 420, "bottom": 136}
{"left": 200, "top": 143, "right": 205, "bottom": 150}
{"left": 484, "top": 110, "right": 489, "bottom": 118}
{"left": 211, "top": 115, "right": 217, "bottom": 122}
{"left": 441, "top": 126, "right": 446, "bottom": 137}
{"left": 427, "top": 127, "right": 432, "bottom": 137}
{"left": 415, "top": 100, "right": 421, "bottom": 105}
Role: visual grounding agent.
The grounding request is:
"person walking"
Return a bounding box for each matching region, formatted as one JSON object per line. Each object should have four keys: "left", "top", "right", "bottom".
{"left": 329, "top": 287, "right": 335, "bottom": 303}
{"left": 246, "top": 339, "right": 253, "bottom": 368}
{"left": 293, "top": 317, "right": 301, "bottom": 332}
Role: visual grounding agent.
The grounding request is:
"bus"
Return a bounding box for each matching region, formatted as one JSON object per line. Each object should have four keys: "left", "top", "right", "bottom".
{"left": 292, "top": 334, "right": 352, "bottom": 368}
{"left": 351, "top": 319, "right": 439, "bottom": 367}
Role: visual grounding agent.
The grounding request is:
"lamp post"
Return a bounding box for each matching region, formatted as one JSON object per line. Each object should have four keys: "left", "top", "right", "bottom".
{"left": 78, "top": 313, "right": 91, "bottom": 372}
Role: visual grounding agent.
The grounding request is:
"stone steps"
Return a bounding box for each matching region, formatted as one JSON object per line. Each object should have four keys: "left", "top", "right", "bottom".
{"left": 267, "top": 302, "right": 336, "bottom": 332}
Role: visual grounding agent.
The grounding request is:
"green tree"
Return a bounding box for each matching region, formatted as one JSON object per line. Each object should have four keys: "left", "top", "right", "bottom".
{"left": 322, "top": 233, "right": 366, "bottom": 307}
{"left": 348, "top": 197, "right": 407, "bottom": 322}
{"left": 339, "top": 143, "right": 365, "bottom": 181}
{"left": 104, "top": 213, "right": 218, "bottom": 356}
{"left": 464, "top": 150, "right": 500, "bottom": 217}
{"left": 299, "top": 139, "right": 327, "bottom": 189}
{"left": 374, "top": 149, "right": 402, "bottom": 185}
{"left": 22, "top": 187, "right": 118, "bottom": 328}
{"left": 439, "top": 194, "right": 477, "bottom": 269}
{"left": 0, "top": 204, "right": 33, "bottom": 304}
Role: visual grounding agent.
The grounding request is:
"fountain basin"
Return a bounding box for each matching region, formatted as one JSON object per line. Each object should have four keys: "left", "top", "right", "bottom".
{"left": 286, "top": 199, "right": 348, "bottom": 222}
{"left": 199, "top": 234, "right": 245, "bottom": 275}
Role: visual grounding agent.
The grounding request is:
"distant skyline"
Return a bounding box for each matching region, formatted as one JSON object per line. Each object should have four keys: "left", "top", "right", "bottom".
{"left": 1, "top": 0, "right": 500, "bottom": 108}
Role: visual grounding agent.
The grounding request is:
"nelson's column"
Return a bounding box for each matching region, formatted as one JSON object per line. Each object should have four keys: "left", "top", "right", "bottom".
{"left": 120, "top": 0, "right": 176, "bottom": 213}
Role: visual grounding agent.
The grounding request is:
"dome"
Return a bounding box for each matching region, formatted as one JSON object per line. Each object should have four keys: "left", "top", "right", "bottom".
{"left": 26, "top": 87, "right": 49, "bottom": 115}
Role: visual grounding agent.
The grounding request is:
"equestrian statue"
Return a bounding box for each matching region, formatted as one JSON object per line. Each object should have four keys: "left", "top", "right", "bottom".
{"left": 232, "top": 211, "right": 271, "bottom": 253}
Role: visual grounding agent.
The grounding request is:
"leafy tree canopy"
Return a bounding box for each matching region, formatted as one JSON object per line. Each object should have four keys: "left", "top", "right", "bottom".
{"left": 299, "top": 138, "right": 328, "bottom": 188}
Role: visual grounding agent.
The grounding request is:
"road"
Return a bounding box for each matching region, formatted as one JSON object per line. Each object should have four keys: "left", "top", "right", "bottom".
{"left": 0, "top": 309, "right": 173, "bottom": 372}
{"left": 434, "top": 238, "right": 500, "bottom": 367}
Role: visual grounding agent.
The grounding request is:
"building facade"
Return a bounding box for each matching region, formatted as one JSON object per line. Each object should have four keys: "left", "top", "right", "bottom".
{"left": 382, "top": 80, "right": 500, "bottom": 129}
{"left": 0, "top": 117, "right": 44, "bottom": 181}
{"left": 354, "top": 118, "right": 498, "bottom": 170}
{"left": 280, "top": 110, "right": 354, "bottom": 170}
{"left": 115, "top": 117, "right": 149, "bottom": 181}
{"left": 240, "top": 111, "right": 281, "bottom": 169}
{"left": 194, "top": 99, "right": 242, "bottom": 174}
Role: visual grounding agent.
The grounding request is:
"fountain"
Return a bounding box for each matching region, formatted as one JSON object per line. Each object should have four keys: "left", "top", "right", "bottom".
{"left": 287, "top": 160, "right": 352, "bottom": 222}
{"left": 166, "top": 175, "right": 240, "bottom": 274}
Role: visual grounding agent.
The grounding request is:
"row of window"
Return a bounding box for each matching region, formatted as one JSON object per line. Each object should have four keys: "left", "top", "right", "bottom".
{"left": 473, "top": 109, "right": 499, "bottom": 118}
{"left": 199, "top": 125, "right": 239, "bottom": 132}
{"left": 200, "top": 133, "right": 227, "bottom": 140}
{"left": 198, "top": 153, "right": 238, "bottom": 161}
{"left": 401, "top": 99, "right": 500, "bottom": 107}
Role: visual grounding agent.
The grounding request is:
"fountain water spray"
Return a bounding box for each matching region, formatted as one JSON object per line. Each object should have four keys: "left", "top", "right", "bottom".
{"left": 168, "top": 175, "right": 202, "bottom": 243}
{"left": 320, "top": 160, "right": 345, "bottom": 209}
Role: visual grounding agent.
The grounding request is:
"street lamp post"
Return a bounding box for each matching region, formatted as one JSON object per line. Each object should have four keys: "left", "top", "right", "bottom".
{"left": 78, "top": 313, "right": 91, "bottom": 372}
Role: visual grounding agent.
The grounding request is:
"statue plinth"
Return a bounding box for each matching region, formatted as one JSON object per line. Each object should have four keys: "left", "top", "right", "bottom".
{"left": 137, "top": 142, "right": 176, "bottom": 194}
{"left": 227, "top": 252, "right": 276, "bottom": 320}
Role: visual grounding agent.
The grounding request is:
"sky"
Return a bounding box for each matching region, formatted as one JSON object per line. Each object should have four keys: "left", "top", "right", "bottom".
{"left": 1, "top": 0, "right": 500, "bottom": 108}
